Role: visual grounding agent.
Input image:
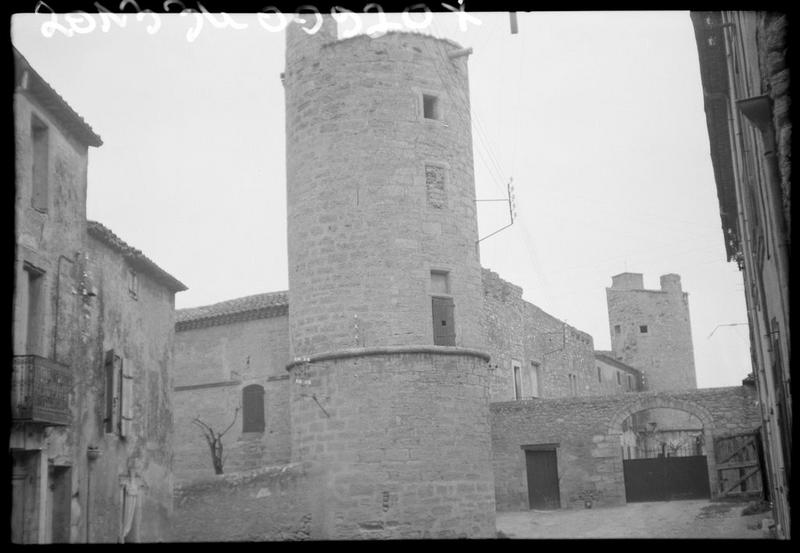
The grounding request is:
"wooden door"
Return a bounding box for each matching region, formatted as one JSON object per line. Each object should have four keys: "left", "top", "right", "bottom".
{"left": 432, "top": 297, "right": 455, "bottom": 346}
{"left": 525, "top": 449, "right": 560, "bottom": 509}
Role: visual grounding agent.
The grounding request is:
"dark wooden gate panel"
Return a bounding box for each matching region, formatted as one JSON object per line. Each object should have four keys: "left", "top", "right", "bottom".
{"left": 526, "top": 449, "right": 560, "bottom": 509}
{"left": 714, "top": 430, "right": 765, "bottom": 499}
{"left": 624, "top": 456, "right": 710, "bottom": 502}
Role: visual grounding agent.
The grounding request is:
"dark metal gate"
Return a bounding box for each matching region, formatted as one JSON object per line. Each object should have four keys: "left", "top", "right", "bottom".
{"left": 623, "top": 455, "right": 710, "bottom": 502}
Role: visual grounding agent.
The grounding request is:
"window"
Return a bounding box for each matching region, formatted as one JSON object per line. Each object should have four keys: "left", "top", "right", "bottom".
{"left": 430, "top": 271, "right": 450, "bottom": 295}
{"left": 24, "top": 263, "right": 45, "bottom": 355}
{"left": 530, "top": 361, "right": 541, "bottom": 397}
{"left": 422, "top": 93, "right": 440, "bottom": 120}
{"left": 31, "top": 116, "right": 49, "bottom": 212}
{"left": 128, "top": 270, "right": 139, "bottom": 300}
{"left": 627, "top": 374, "right": 633, "bottom": 391}
{"left": 614, "top": 324, "right": 621, "bottom": 335}
{"left": 616, "top": 371, "right": 621, "bottom": 385}
{"left": 105, "top": 350, "right": 132, "bottom": 436}
{"left": 597, "top": 366, "right": 602, "bottom": 383}
{"left": 513, "top": 362, "right": 522, "bottom": 400}
{"left": 568, "top": 374, "right": 577, "bottom": 396}
{"left": 639, "top": 325, "right": 648, "bottom": 334}
{"left": 242, "top": 384, "right": 265, "bottom": 432}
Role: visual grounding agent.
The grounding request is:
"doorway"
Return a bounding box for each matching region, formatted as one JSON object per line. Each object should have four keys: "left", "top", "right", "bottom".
{"left": 524, "top": 446, "right": 560, "bottom": 510}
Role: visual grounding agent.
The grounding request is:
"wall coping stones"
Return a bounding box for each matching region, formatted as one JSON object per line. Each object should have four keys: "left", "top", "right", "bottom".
{"left": 285, "top": 345, "right": 491, "bottom": 371}
{"left": 174, "top": 462, "right": 312, "bottom": 495}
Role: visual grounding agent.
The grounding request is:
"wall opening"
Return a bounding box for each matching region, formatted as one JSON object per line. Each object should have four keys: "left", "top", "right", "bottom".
{"left": 242, "top": 384, "right": 265, "bottom": 433}
{"left": 512, "top": 361, "right": 522, "bottom": 400}
{"left": 31, "top": 115, "right": 49, "bottom": 212}
{"left": 24, "top": 263, "right": 45, "bottom": 356}
{"left": 422, "top": 93, "right": 440, "bottom": 120}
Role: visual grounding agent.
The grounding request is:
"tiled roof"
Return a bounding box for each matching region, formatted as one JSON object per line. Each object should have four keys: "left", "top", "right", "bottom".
{"left": 13, "top": 48, "right": 103, "bottom": 147}
{"left": 86, "top": 221, "right": 187, "bottom": 292}
{"left": 594, "top": 351, "right": 641, "bottom": 376}
{"left": 176, "top": 291, "right": 288, "bottom": 330}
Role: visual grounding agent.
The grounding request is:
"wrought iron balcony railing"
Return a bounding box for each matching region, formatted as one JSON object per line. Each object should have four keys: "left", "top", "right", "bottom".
{"left": 12, "top": 355, "right": 72, "bottom": 426}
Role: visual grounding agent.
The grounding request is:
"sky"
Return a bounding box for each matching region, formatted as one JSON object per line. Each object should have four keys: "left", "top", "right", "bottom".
{"left": 11, "top": 10, "right": 753, "bottom": 388}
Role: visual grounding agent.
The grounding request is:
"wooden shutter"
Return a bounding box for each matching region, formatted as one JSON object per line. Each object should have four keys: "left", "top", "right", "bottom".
{"left": 432, "top": 297, "right": 455, "bottom": 346}
{"left": 242, "top": 385, "right": 265, "bottom": 433}
{"left": 120, "top": 359, "right": 134, "bottom": 438}
{"left": 105, "top": 350, "right": 121, "bottom": 434}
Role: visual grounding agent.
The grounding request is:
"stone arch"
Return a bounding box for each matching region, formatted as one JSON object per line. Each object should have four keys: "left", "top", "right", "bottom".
{"left": 606, "top": 394, "right": 720, "bottom": 500}
{"left": 607, "top": 395, "right": 715, "bottom": 436}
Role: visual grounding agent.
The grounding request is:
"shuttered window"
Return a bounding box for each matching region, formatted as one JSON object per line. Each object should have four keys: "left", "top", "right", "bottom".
{"left": 120, "top": 359, "right": 134, "bottom": 437}
{"left": 431, "top": 296, "right": 455, "bottom": 346}
{"left": 242, "top": 384, "right": 265, "bottom": 433}
{"left": 105, "top": 350, "right": 133, "bottom": 437}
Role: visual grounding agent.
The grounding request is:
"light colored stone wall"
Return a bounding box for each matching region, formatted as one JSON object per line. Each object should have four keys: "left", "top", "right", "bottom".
{"left": 491, "top": 385, "right": 761, "bottom": 511}
{"left": 285, "top": 22, "right": 484, "bottom": 358}
{"left": 288, "top": 351, "right": 496, "bottom": 539}
{"left": 173, "top": 315, "right": 292, "bottom": 482}
{"left": 606, "top": 273, "right": 697, "bottom": 391}
{"left": 482, "top": 268, "right": 605, "bottom": 401}
{"left": 172, "top": 463, "right": 314, "bottom": 541}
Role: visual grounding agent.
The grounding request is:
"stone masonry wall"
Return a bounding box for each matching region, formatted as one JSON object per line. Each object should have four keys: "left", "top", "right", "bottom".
{"left": 285, "top": 22, "right": 485, "bottom": 358}
{"left": 607, "top": 273, "right": 697, "bottom": 391}
{"left": 172, "top": 463, "right": 314, "bottom": 541}
{"left": 173, "top": 315, "right": 291, "bottom": 482}
{"left": 758, "top": 12, "right": 790, "bottom": 234}
{"left": 482, "top": 268, "right": 602, "bottom": 401}
{"left": 288, "top": 351, "right": 495, "bottom": 539}
{"left": 491, "top": 386, "right": 760, "bottom": 511}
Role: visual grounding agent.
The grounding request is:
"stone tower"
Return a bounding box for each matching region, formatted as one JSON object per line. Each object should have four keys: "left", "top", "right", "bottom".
{"left": 606, "top": 272, "right": 697, "bottom": 391}
{"left": 283, "top": 18, "right": 495, "bottom": 539}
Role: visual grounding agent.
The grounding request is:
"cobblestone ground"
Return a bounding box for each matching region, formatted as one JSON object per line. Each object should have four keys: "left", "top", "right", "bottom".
{"left": 496, "top": 500, "right": 772, "bottom": 539}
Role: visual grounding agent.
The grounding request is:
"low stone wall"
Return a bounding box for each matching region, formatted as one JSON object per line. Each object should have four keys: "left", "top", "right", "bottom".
{"left": 491, "top": 386, "right": 761, "bottom": 511}
{"left": 172, "top": 463, "right": 314, "bottom": 541}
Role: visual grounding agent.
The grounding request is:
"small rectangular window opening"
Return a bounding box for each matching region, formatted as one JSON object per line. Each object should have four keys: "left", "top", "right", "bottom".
{"left": 423, "top": 94, "right": 439, "bottom": 120}
{"left": 617, "top": 371, "right": 621, "bottom": 385}
{"left": 627, "top": 375, "right": 633, "bottom": 391}
{"left": 597, "top": 366, "right": 602, "bottom": 383}
{"left": 614, "top": 324, "right": 621, "bottom": 335}
{"left": 639, "top": 325, "right": 648, "bottom": 334}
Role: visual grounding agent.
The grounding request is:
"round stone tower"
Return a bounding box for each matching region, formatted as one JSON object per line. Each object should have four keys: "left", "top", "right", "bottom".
{"left": 283, "top": 17, "right": 494, "bottom": 539}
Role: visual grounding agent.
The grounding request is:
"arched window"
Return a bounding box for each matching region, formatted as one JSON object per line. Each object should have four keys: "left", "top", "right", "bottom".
{"left": 242, "top": 384, "right": 265, "bottom": 433}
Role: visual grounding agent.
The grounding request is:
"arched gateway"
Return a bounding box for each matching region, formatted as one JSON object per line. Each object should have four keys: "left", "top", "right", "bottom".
{"left": 607, "top": 396, "right": 717, "bottom": 502}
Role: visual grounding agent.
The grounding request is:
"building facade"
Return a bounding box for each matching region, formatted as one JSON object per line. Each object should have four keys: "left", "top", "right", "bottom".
{"left": 12, "top": 49, "right": 186, "bottom": 543}
{"left": 606, "top": 272, "right": 698, "bottom": 391}
{"left": 173, "top": 292, "right": 291, "bottom": 482}
{"left": 691, "top": 10, "right": 791, "bottom": 539}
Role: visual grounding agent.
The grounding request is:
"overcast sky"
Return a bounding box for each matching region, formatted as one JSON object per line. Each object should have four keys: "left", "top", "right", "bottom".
{"left": 12, "top": 10, "right": 752, "bottom": 388}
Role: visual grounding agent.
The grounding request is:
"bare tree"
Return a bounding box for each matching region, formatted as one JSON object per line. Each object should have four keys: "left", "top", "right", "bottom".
{"left": 192, "top": 407, "right": 240, "bottom": 475}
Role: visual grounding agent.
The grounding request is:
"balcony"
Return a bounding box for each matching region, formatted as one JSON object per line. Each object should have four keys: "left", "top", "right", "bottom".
{"left": 12, "top": 355, "right": 72, "bottom": 426}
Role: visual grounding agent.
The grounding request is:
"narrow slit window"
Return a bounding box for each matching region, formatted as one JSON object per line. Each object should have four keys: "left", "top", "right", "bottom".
{"left": 513, "top": 363, "right": 522, "bottom": 400}
{"left": 597, "top": 366, "right": 602, "bottom": 383}
{"left": 614, "top": 324, "right": 621, "bottom": 335}
{"left": 31, "top": 116, "right": 49, "bottom": 212}
{"left": 423, "top": 94, "right": 439, "bottom": 120}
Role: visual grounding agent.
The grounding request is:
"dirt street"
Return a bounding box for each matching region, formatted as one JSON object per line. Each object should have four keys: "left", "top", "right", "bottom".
{"left": 496, "top": 500, "right": 771, "bottom": 539}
